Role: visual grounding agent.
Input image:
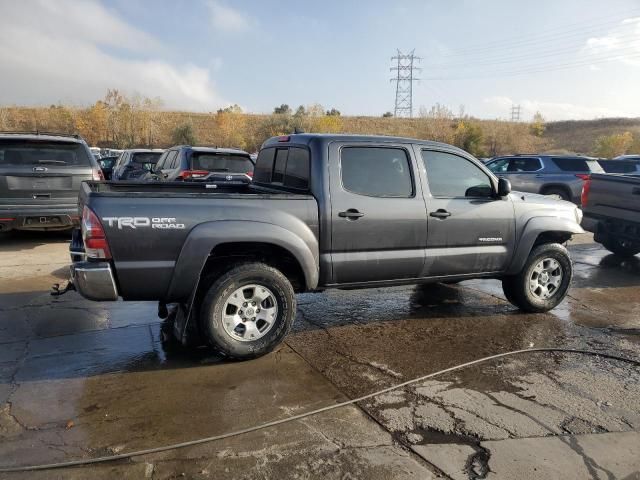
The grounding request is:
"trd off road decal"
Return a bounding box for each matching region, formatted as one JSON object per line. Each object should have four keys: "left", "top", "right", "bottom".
{"left": 102, "top": 217, "right": 186, "bottom": 229}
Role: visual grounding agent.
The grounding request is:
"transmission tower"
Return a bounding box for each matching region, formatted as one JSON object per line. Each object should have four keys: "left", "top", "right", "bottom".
{"left": 510, "top": 104, "right": 521, "bottom": 122}
{"left": 390, "top": 49, "right": 421, "bottom": 118}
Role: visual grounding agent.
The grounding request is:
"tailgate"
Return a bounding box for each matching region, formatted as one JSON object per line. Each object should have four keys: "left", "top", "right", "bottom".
{"left": 586, "top": 174, "right": 640, "bottom": 223}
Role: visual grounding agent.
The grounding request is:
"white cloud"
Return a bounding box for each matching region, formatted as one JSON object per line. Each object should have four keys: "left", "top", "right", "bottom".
{"left": 0, "top": 0, "right": 225, "bottom": 110}
{"left": 483, "top": 96, "right": 636, "bottom": 121}
{"left": 208, "top": 1, "right": 251, "bottom": 32}
{"left": 584, "top": 17, "right": 640, "bottom": 66}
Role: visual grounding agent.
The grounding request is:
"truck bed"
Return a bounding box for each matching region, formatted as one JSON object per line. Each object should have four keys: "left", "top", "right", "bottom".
{"left": 79, "top": 181, "right": 319, "bottom": 301}
{"left": 583, "top": 173, "right": 640, "bottom": 224}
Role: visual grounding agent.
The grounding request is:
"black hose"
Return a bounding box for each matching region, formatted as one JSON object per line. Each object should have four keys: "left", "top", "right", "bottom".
{"left": 0, "top": 347, "right": 637, "bottom": 473}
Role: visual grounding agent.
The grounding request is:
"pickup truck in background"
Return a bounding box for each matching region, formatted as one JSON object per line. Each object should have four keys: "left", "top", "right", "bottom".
{"left": 69, "top": 134, "right": 584, "bottom": 359}
{"left": 581, "top": 173, "right": 640, "bottom": 258}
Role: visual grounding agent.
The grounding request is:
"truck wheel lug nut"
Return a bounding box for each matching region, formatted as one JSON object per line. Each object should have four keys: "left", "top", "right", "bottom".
{"left": 252, "top": 301, "right": 256, "bottom": 306}
{"left": 256, "top": 308, "right": 260, "bottom": 313}
{"left": 243, "top": 302, "right": 248, "bottom": 307}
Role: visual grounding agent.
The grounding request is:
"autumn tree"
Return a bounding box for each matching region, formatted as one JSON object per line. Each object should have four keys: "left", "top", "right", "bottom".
{"left": 273, "top": 104, "right": 292, "bottom": 115}
{"left": 530, "top": 111, "right": 546, "bottom": 137}
{"left": 172, "top": 122, "right": 197, "bottom": 145}
{"left": 592, "top": 132, "right": 634, "bottom": 158}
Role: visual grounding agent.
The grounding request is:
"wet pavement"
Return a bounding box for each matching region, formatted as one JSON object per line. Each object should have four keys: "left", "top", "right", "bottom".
{"left": 0, "top": 231, "right": 639, "bottom": 479}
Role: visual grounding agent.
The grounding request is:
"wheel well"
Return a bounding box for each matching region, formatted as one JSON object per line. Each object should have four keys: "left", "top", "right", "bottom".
{"left": 199, "top": 242, "right": 306, "bottom": 293}
{"left": 533, "top": 231, "right": 572, "bottom": 246}
{"left": 540, "top": 184, "right": 571, "bottom": 199}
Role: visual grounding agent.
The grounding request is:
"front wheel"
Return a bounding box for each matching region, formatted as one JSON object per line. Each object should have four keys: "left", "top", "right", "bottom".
{"left": 501, "top": 243, "right": 572, "bottom": 313}
{"left": 200, "top": 262, "right": 296, "bottom": 360}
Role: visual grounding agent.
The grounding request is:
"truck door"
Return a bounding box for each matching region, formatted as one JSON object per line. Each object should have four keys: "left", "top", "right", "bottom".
{"left": 328, "top": 142, "right": 427, "bottom": 284}
{"left": 418, "top": 148, "right": 515, "bottom": 277}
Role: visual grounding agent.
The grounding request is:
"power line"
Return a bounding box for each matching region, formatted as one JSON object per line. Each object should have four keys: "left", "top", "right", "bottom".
{"left": 390, "top": 49, "right": 421, "bottom": 118}
{"left": 421, "top": 51, "right": 640, "bottom": 81}
{"left": 426, "top": 33, "right": 640, "bottom": 69}
{"left": 437, "top": 8, "right": 640, "bottom": 57}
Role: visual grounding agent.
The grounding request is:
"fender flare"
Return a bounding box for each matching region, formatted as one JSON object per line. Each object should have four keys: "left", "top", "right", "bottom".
{"left": 165, "top": 220, "right": 319, "bottom": 301}
{"left": 506, "top": 216, "right": 584, "bottom": 275}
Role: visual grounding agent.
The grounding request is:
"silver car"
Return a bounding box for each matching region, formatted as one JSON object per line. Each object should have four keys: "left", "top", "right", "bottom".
{"left": 485, "top": 155, "right": 604, "bottom": 205}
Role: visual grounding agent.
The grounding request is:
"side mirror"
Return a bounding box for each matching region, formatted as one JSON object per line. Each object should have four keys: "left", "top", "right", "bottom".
{"left": 497, "top": 178, "right": 511, "bottom": 197}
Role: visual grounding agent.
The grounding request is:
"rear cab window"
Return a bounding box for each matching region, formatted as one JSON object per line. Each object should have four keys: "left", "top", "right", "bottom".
{"left": 254, "top": 146, "right": 310, "bottom": 190}
{"left": 0, "top": 139, "right": 92, "bottom": 167}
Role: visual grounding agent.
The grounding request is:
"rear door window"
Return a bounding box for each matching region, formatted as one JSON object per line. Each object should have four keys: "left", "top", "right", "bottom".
{"left": 341, "top": 147, "right": 413, "bottom": 197}
{"left": 254, "top": 147, "right": 311, "bottom": 189}
{"left": 507, "top": 157, "right": 541, "bottom": 172}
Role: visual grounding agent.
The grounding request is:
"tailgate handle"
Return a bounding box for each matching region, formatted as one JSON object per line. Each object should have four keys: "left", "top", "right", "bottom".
{"left": 32, "top": 193, "right": 50, "bottom": 199}
{"left": 633, "top": 187, "right": 640, "bottom": 195}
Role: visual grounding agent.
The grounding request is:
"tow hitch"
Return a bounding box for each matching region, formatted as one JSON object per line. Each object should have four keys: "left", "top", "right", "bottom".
{"left": 51, "top": 281, "right": 76, "bottom": 297}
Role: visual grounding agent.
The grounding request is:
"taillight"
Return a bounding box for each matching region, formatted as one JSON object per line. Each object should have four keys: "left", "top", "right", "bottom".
{"left": 581, "top": 178, "right": 591, "bottom": 207}
{"left": 177, "top": 170, "right": 209, "bottom": 180}
{"left": 92, "top": 167, "right": 104, "bottom": 181}
{"left": 82, "top": 207, "right": 111, "bottom": 259}
{"left": 246, "top": 171, "right": 254, "bottom": 178}
{"left": 575, "top": 174, "right": 590, "bottom": 181}
{"left": 278, "top": 136, "right": 290, "bottom": 142}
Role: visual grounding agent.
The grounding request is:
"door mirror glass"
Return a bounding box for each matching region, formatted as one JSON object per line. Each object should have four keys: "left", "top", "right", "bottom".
{"left": 498, "top": 178, "right": 511, "bottom": 197}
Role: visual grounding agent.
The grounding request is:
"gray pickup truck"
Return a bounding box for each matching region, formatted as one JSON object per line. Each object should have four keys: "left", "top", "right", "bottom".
{"left": 581, "top": 173, "right": 640, "bottom": 257}
{"left": 69, "top": 134, "right": 584, "bottom": 359}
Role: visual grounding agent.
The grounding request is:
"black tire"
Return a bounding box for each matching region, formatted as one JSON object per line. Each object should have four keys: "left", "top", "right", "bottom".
{"left": 199, "top": 262, "right": 296, "bottom": 360}
{"left": 543, "top": 187, "right": 570, "bottom": 202}
{"left": 602, "top": 237, "right": 640, "bottom": 258}
{"left": 501, "top": 243, "right": 572, "bottom": 313}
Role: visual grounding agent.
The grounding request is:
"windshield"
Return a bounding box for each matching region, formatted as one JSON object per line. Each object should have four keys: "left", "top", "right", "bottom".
{"left": 0, "top": 140, "right": 92, "bottom": 166}
{"left": 191, "top": 153, "right": 254, "bottom": 173}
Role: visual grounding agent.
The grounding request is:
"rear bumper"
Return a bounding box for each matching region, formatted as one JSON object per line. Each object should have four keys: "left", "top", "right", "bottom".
{"left": 70, "top": 261, "right": 119, "bottom": 301}
{"left": 582, "top": 213, "right": 640, "bottom": 243}
{"left": 0, "top": 205, "right": 80, "bottom": 231}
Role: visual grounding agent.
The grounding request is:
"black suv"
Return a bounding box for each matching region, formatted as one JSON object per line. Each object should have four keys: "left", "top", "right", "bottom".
{"left": 152, "top": 146, "right": 254, "bottom": 184}
{"left": 0, "top": 132, "right": 101, "bottom": 232}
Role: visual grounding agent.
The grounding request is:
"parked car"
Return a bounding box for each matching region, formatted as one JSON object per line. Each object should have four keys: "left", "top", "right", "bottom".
{"left": 151, "top": 146, "right": 254, "bottom": 184}
{"left": 613, "top": 154, "right": 640, "bottom": 161}
{"left": 97, "top": 155, "right": 119, "bottom": 180}
{"left": 0, "top": 132, "right": 102, "bottom": 232}
{"left": 68, "top": 133, "right": 583, "bottom": 359}
{"left": 581, "top": 173, "right": 640, "bottom": 257}
{"left": 485, "top": 154, "right": 604, "bottom": 204}
{"left": 111, "top": 149, "right": 164, "bottom": 181}
{"left": 598, "top": 159, "right": 640, "bottom": 174}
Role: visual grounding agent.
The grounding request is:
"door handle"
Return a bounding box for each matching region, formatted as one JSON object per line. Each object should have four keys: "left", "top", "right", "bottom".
{"left": 429, "top": 209, "right": 451, "bottom": 219}
{"left": 338, "top": 209, "right": 365, "bottom": 219}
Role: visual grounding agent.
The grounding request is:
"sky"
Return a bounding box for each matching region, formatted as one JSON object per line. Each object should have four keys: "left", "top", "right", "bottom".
{"left": 0, "top": 0, "right": 639, "bottom": 121}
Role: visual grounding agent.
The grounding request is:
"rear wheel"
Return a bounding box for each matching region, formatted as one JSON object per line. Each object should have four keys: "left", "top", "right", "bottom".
{"left": 602, "top": 237, "right": 640, "bottom": 258}
{"left": 200, "top": 262, "right": 296, "bottom": 360}
{"left": 501, "top": 243, "right": 572, "bottom": 313}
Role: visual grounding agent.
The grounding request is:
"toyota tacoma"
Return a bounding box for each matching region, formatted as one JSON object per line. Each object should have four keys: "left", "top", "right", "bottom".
{"left": 68, "top": 134, "right": 584, "bottom": 359}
